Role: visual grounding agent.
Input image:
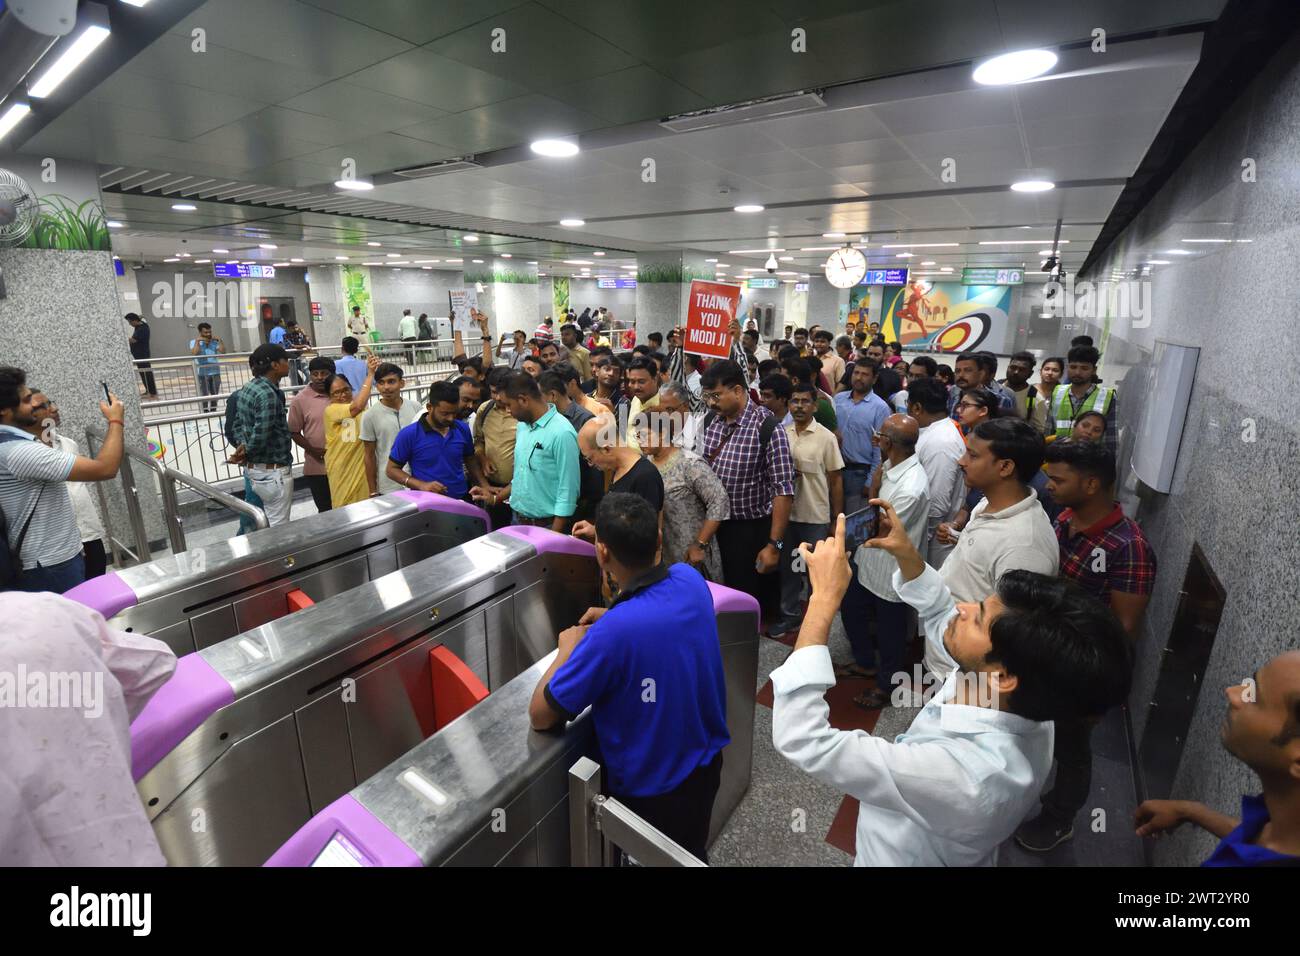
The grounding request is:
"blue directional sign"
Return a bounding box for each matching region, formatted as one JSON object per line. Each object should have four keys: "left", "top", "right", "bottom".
{"left": 860, "top": 268, "right": 908, "bottom": 286}
{"left": 213, "top": 264, "right": 276, "bottom": 279}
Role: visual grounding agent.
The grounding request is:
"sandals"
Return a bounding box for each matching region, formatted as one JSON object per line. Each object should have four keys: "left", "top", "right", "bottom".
{"left": 852, "top": 689, "right": 891, "bottom": 710}
{"left": 834, "top": 663, "right": 876, "bottom": 679}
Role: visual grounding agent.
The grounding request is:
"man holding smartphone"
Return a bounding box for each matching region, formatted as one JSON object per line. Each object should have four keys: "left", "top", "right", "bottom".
{"left": 190, "top": 323, "right": 225, "bottom": 412}
{"left": 837, "top": 414, "right": 929, "bottom": 708}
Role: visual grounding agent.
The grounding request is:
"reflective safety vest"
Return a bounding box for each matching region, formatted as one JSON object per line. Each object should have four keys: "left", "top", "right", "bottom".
{"left": 1050, "top": 383, "right": 1115, "bottom": 439}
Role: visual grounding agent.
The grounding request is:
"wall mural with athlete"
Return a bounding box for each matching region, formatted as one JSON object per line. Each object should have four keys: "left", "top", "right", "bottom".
{"left": 878, "top": 282, "right": 1013, "bottom": 353}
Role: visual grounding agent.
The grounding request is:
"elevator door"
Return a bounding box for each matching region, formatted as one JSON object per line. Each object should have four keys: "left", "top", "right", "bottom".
{"left": 260, "top": 297, "right": 297, "bottom": 343}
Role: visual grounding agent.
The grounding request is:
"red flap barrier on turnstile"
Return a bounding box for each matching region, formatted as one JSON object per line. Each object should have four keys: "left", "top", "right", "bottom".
{"left": 286, "top": 588, "right": 315, "bottom": 613}
{"left": 429, "top": 646, "right": 490, "bottom": 729}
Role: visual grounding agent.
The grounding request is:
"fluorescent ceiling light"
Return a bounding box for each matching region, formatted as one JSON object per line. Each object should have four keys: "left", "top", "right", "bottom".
{"left": 940, "top": 267, "right": 953, "bottom": 272}
{"left": 471, "top": 259, "right": 484, "bottom": 264}
{"left": 972, "top": 49, "right": 1058, "bottom": 86}
{"left": 1145, "top": 260, "right": 1171, "bottom": 265}
{"left": 733, "top": 205, "right": 764, "bottom": 213}
{"left": 501, "top": 253, "right": 513, "bottom": 258}
{"left": 273, "top": 262, "right": 290, "bottom": 267}
{"left": 422, "top": 266, "right": 432, "bottom": 270}
{"left": 1180, "top": 238, "right": 1234, "bottom": 243}
{"left": 822, "top": 232, "right": 846, "bottom": 238}
{"left": 528, "top": 261, "right": 538, "bottom": 265}
{"left": 1164, "top": 249, "right": 1194, "bottom": 255}
{"left": 367, "top": 241, "right": 381, "bottom": 247}
{"left": 194, "top": 259, "right": 210, "bottom": 264}
{"left": 225, "top": 259, "right": 239, "bottom": 264}
{"left": 290, "top": 258, "right": 303, "bottom": 263}
{"left": 445, "top": 258, "right": 462, "bottom": 263}
{"left": 705, "top": 258, "right": 718, "bottom": 263}
{"left": 921, "top": 260, "right": 936, "bottom": 266}
{"left": 362, "top": 261, "right": 383, "bottom": 265}
{"left": 28, "top": 25, "right": 111, "bottom": 99}
{"left": 896, "top": 252, "right": 913, "bottom": 258}
{"left": 530, "top": 139, "right": 579, "bottom": 158}
{"left": 389, "top": 261, "right": 409, "bottom": 265}
{"left": 563, "top": 259, "right": 593, "bottom": 265}
{"left": 779, "top": 256, "right": 794, "bottom": 261}
{"left": 1010, "top": 180, "right": 1055, "bottom": 192}
{"left": 163, "top": 257, "right": 179, "bottom": 263}
{"left": 260, "top": 243, "right": 277, "bottom": 249}
{"left": 334, "top": 179, "right": 374, "bottom": 190}
{"left": 415, "top": 259, "right": 440, "bottom": 264}
{"left": 120, "top": 0, "right": 152, "bottom": 6}
{"left": 593, "top": 251, "right": 604, "bottom": 256}
{"left": 386, "top": 253, "right": 400, "bottom": 258}
{"left": 978, "top": 240, "right": 1070, "bottom": 245}
{"left": 106, "top": 220, "right": 123, "bottom": 228}
{"left": 728, "top": 247, "right": 784, "bottom": 254}
{"left": 0, "top": 102, "right": 31, "bottom": 141}
{"left": 880, "top": 242, "right": 959, "bottom": 248}
{"left": 172, "top": 203, "right": 197, "bottom": 211}
{"left": 335, "top": 255, "right": 349, "bottom": 260}
{"left": 463, "top": 234, "right": 479, "bottom": 241}
{"left": 559, "top": 219, "right": 585, "bottom": 227}
{"left": 800, "top": 246, "right": 841, "bottom": 252}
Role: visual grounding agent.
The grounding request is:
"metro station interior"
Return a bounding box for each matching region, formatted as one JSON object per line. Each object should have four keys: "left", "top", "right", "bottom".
{"left": 1, "top": 0, "right": 1298, "bottom": 876}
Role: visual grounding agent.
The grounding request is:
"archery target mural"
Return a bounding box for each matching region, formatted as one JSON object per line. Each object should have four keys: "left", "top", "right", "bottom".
{"left": 879, "top": 282, "right": 1012, "bottom": 353}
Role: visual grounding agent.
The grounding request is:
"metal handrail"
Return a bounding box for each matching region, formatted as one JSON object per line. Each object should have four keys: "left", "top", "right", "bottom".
{"left": 568, "top": 757, "right": 706, "bottom": 867}
{"left": 162, "top": 466, "right": 267, "bottom": 550}
{"left": 87, "top": 424, "right": 170, "bottom": 562}
{"left": 140, "top": 368, "right": 458, "bottom": 412}
{"left": 131, "top": 336, "right": 461, "bottom": 366}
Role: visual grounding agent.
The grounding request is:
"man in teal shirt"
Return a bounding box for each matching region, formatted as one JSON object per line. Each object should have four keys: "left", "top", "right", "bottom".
{"left": 481, "top": 371, "right": 579, "bottom": 532}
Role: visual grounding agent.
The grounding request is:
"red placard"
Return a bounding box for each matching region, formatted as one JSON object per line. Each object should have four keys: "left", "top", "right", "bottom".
{"left": 684, "top": 280, "right": 741, "bottom": 358}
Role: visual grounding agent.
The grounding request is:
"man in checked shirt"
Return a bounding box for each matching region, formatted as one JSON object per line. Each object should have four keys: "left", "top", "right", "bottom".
{"left": 1017, "top": 439, "right": 1157, "bottom": 853}
{"left": 698, "top": 358, "right": 795, "bottom": 628}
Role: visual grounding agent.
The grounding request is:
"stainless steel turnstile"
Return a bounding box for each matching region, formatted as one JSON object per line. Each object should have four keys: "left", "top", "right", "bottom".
{"left": 132, "top": 526, "right": 600, "bottom": 867}
{"left": 64, "top": 490, "right": 487, "bottom": 656}
{"left": 266, "top": 579, "right": 761, "bottom": 867}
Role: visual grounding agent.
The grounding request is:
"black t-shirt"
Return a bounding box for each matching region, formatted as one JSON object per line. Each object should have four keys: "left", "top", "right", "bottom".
{"left": 130, "top": 322, "right": 151, "bottom": 359}
{"left": 873, "top": 366, "right": 901, "bottom": 403}
{"left": 610, "top": 456, "right": 664, "bottom": 512}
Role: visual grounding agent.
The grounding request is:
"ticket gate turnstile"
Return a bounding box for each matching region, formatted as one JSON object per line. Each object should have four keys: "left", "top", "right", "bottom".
{"left": 266, "top": 579, "right": 761, "bottom": 867}
{"left": 65, "top": 490, "right": 487, "bottom": 656}
{"left": 132, "top": 525, "right": 600, "bottom": 866}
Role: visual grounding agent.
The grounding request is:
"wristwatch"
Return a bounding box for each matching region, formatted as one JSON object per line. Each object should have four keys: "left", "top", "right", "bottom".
{"left": 768, "top": 538, "right": 783, "bottom": 551}
{"left": 695, "top": 539, "right": 709, "bottom": 550}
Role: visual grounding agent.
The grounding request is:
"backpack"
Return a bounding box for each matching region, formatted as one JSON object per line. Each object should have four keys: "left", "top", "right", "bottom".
{"left": 0, "top": 430, "right": 45, "bottom": 587}
{"left": 701, "top": 409, "right": 779, "bottom": 465}
{"left": 223, "top": 386, "right": 243, "bottom": 446}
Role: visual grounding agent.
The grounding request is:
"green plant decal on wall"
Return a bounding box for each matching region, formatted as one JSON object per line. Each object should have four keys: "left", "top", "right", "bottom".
{"left": 464, "top": 269, "right": 538, "bottom": 285}
{"left": 552, "top": 276, "right": 569, "bottom": 314}
{"left": 17, "top": 195, "right": 111, "bottom": 251}
{"left": 637, "top": 263, "right": 715, "bottom": 284}
{"left": 341, "top": 264, "right": 373, "bottom": 317}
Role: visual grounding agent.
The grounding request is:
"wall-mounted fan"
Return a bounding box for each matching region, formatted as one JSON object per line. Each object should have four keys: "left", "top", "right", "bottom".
{"left": 0, "top": 169, "right": 40, "bottom": 245}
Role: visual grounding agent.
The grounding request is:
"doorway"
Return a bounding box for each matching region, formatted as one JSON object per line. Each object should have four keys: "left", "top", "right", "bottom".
{"left": 260, "top": 297, "right": 298, "bottom": 343}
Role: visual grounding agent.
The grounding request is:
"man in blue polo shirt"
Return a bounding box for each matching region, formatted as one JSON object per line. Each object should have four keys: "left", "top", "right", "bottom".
{"left": 1134, "top": 650, "right": 1300, "bottom": 866}
{"left": 386, "top": 380, "right": 484, "bottom": 500}
{"left": 833, "top": 361, "right": 890, "bottom": 514}
{"left": 529, "top": 492, "right": 729, "bottom": 861}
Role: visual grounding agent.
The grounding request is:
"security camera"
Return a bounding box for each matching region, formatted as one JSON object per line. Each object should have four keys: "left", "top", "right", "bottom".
{"left": 765, "top": 253, "right": 778, "bottom": 274}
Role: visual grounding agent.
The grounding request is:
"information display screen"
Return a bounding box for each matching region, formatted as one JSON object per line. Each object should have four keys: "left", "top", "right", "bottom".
{"left": 310, "top": 833, "right": 365, "bottom": 867}
{"left": 860, "top": 268, "right": 908, "bottom": 286}
{"left": 212, "top": 264, "right": 276, "bottom": 279}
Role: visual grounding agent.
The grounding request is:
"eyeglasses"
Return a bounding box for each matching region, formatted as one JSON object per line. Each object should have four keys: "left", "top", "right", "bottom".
{"left": 956, "top": 402, "right": 981, "bottom": 411}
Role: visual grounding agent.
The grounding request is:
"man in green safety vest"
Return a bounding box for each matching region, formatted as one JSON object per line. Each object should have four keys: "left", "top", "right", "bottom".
{"left": 1049, "top": 345, "right": 1117, "bottom": 453}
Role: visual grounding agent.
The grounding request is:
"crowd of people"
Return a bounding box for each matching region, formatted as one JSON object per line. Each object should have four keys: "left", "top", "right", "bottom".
{"left": 2, "top": 311, "right": 1294, "bottom": 870}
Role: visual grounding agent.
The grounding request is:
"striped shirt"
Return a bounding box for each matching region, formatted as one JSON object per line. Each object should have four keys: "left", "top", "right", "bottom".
{"left": 0, "top": 426, "right": 81, "bottom": 569}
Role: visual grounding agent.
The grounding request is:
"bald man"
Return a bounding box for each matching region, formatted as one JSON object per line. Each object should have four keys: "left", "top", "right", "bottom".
{"left": 838, "top": 413, "right": 932, "bottom": 710}
{"left": 570, "top": 416, "right": 664, "bottom": 543}
{"left": 1135, "top": 651, "right": 1300, "bottom": 866}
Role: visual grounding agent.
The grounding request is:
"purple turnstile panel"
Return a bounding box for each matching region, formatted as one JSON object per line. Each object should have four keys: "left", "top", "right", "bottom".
{"left": 64, "top": 571, "right": 138, "bottom": 620}
{"left": 264, "top": 794, "right": 422, "bottom": 867}
{"left": 707, "top": 581, "right": 760, "bottom": 618}
{"left": 131, "top": 654, "right": 235, "bottom": 782}
{"left": 498, "top": 524, "right": 596, "bottom": 558}
{"left": 388, "top": 489, "right": 488, "bottom": 529}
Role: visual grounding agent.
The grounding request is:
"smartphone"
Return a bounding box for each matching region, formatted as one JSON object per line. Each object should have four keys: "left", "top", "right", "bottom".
{"left": 101, "top": 382, "right": 111, "bottom": 403}
{"left": 844, "top": 506, "right": 877, "bottom": 553}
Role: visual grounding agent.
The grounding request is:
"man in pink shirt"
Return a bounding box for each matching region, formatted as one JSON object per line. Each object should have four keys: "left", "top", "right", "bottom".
{"left": 287, "top": 356, "right": 336, "bottom": 512}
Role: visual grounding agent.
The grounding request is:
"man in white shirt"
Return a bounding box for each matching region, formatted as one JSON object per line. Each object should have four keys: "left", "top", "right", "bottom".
{"left": 770, "top": 506, "right": 1132, "bottom": 866}
{"left": 908, "top": 378, "right": 967, "bottom": 567}
{"left": 360, "top": 362, "right": 421, "bottom": 496}
{"left": 839, "top": 415, "right": 928, "bottom": 708}
{"left": 932, "top": 418, "right": 1058, "bottom": 670}
{"left": 398, "top": 309, "right": 418, "bottom": 364}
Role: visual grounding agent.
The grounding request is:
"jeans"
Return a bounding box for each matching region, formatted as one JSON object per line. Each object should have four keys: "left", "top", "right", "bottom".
{"left": 1040, "top": 717, "right": 1095, "bottom": 824}
{"left": 776, "top": 520, "right": 828, "bottom": 632}
{"left": 511, "top": 511, "right": 556, "bottom": 529}
{"left": 246, "top": 464, "right": 294, "bottom": 527}
{"left": 840, "top": 561, "right": 910, "bottom": 686}
{"left": 197, "top": 371, "right": 221, "bottom": 412}
{"left": 239, "top": 473, "right": 264, "bottom": 535}
{"left": 842, "top": 463, "right": 874, "bottom": 516}
{"left": 299, "top": 473, "right": 332, "bottom": 513}
{"left": 16, "top": 554, "right": 86, "bottom": 594}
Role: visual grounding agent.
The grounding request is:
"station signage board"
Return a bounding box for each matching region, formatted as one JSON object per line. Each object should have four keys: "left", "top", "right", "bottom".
{"left": 213, "top": 263, "right": 276, "bottom": 279}
{"left": 684, "top": 280, "right": 741, "bottom": 359}
{"left": 961, "top": 267, "right": 1023, "bottom": 285}
{"left": 596, "top": 278, "right": 637, "bottom": 289}
{"left": 859, "top": 268, "right": 908, "bottom": 286}
{"left": 794, "top": 282, "right": 809, "bottom": 292}
{"left": 746, "top": 277, "right": 780, "bottom": 289}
